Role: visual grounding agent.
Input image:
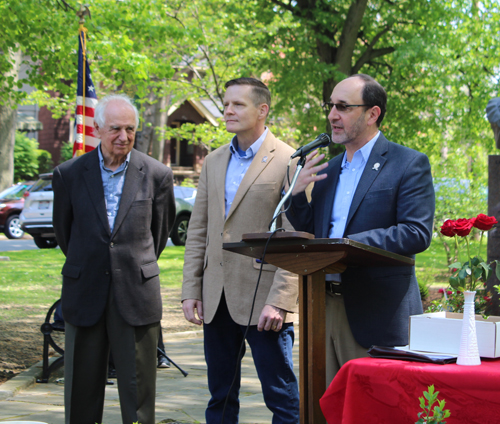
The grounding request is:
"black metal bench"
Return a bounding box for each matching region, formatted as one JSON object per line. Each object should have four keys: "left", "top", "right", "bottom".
{"left": 37, "top": 299, "right": 64, "bottom": 383}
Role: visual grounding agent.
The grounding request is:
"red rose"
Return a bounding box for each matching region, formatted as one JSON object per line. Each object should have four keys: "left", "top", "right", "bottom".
{"left": 484, "top": 296, "right": 492, "bottom": 302}
{"left": 446, "top": 290, "right": 453, "bottom": 296}
{"left": 440, "top": 219, "right": 457, "bottom": 237}
{"left": 454, "top": 218, "right": 474, "bottom": 237}
{"left": 473, "top": 214, "right": 498, "bottom": 231}
{"left": 438, "top": 288, "right": 444, "bottom": 293}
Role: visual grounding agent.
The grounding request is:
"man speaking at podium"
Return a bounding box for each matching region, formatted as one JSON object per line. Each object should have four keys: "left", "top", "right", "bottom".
{"left": 182, "top": 77, "right": 300, "bottom": 423}
{"left": 286, "top": 74, "right": 435, "bottom": 384}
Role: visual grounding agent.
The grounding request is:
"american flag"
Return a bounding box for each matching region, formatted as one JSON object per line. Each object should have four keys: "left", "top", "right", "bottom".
{"left": 73, "top": 28, "right": 98, "bottom": 156}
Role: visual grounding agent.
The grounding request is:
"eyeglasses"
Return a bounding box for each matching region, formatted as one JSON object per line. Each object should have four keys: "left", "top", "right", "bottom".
{"left": 322, "top": 102, "right": 371, "bottom": 113}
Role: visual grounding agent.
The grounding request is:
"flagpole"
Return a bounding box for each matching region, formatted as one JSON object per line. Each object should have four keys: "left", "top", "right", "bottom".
{"left": 79, "top": 27, "right": 87, "bottom": 156}
{"left": 76, "top": 5, "right": 91, "bottom": 157}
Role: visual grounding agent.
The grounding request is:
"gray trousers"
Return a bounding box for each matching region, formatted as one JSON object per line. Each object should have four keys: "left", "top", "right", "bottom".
{"left": 325, "top": 292, "right": 368, "bottom": 386}
{"left": 64, "top": 294, "right": 159, "bottom": 424}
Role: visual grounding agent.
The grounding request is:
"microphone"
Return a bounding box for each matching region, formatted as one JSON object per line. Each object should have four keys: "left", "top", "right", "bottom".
{"left": 290, "top": 133, "right": 331, "bottom": 158}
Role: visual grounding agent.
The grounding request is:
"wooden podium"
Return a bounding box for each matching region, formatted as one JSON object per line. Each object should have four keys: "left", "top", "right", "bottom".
{"left": 223, "top": 234, "right": 414, "bottom": 424}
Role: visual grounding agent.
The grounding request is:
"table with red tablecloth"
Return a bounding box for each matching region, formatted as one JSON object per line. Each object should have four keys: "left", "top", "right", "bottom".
{"left": 320, "top": 357, "right": 500, "bottom": 424}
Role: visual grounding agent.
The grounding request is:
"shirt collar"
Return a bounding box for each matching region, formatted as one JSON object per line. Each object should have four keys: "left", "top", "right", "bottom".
{"left": 229, "top": 127, "right": 269, "bottom": 159}
{"left": 97, "top": 143, "right": 131, "bottom": 171}
{"left": 341, "top": 131, "right": 380, "bottom": 168}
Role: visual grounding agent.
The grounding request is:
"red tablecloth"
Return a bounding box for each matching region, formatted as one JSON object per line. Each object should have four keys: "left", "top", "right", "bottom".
{"left": 320, "top": 357, "right": 500, "bottom": 424}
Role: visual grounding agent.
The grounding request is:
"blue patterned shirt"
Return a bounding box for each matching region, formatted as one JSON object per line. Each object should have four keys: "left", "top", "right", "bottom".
{"left": 97, "top": 145, "right": 131, "bottom": 232}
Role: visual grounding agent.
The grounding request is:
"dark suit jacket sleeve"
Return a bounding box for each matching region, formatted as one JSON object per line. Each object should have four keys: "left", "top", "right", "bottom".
{"left": 347, "top": 153, "right": 435, "bottom": 256}
{"left": 151, "top": 168, "right": 175, "bottom": 259}
{"left": 53, "top": 165, "right": 73, "bottom": 257}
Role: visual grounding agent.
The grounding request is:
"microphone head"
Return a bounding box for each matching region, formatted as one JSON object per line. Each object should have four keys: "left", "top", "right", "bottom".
{"left": 317, "top": 133, "right": 331, "bottom": 148}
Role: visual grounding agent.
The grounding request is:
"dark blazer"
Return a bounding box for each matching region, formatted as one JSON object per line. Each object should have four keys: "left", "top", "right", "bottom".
{"left": 287, "top": 134, "right": 435, "bottom": 348}
{"left": 53, "top": 148, "right": 175, "bottom": 328}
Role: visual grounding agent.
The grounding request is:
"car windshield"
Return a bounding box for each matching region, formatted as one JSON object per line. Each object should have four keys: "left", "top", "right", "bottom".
{"left": 0, "top": 183, "right": 32, "bottom": 200}
{"left": 30, "top": 178, "right": 53, "bottom": 193}
{"left": 174, "top": 186, "right": 197, "bottom": 204}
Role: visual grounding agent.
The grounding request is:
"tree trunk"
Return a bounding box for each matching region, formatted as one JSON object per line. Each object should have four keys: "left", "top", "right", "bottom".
{"left": 135, "top": 91, "right": 156, "bottom": 154}
{"left": 0, "top": 49, "right": 22, "bottom": 191}
{"left": 151, "top": 95, "right": 169, "bottom": 162}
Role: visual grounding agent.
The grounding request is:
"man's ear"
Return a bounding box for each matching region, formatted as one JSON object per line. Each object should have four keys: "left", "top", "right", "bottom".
{"left": 259, "top": 103, "right": 269, "bottom": 120}
{"left": 367, "top": 106, "right": 381, "bottom": 126}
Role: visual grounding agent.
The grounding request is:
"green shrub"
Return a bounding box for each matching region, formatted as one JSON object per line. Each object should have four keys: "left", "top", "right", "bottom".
{"left": 60, "top": 141, "right": 74, "bottom": 162}
{"left": 418, "top": 280, "right": 429, "bottom": 301}
{"left": 14, "top": 132, "right": 39, "bottom": 182}
{"left": 36, "top": 149, "right": 53, "bottom": 174}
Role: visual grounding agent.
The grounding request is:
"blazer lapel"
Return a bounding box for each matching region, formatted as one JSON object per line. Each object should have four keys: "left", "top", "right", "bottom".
{"left": 345, "top": 135, "right": 388, "bottom": 230}
{"left": 83, "top": 150, "right": 111, "bottom": 235}
{"left": 226, "top": 133, "right": 275, "bottom": 221}
{"left": 112, "top": 151, "right": 144, "bottom": 237}
{"left": 215, "top": 146, "right": 231, "bottom": 220}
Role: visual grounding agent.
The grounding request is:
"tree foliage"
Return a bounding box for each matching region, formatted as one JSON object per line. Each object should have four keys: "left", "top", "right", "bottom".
{"left": 1, "top": 0, "right": 499, "bottom": 199}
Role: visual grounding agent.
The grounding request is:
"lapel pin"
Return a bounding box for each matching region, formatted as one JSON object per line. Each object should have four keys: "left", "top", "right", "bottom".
{"left": 372, "top": 163, "right": 380, "bottom": 171}
{"left": 262, "top": 156, "right": 268, "bottom": 163}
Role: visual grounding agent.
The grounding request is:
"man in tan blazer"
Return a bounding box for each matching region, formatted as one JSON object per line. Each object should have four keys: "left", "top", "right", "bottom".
{"left": 182, "top": 77, "right": 299, "bottom": 423}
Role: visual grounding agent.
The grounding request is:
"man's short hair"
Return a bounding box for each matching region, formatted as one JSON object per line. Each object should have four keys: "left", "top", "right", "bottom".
{"left": 347, "top": 74, "right": 387, "bottom": 127}
{"left": 224, "top": 78, "right": 271, "bottom": 110}
{"left": 94, "top": 93, "right": 140, "bottom": 128}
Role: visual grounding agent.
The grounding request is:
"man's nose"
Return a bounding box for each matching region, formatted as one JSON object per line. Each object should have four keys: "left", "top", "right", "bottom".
{"left": 328, "top": 107, "right": 340, "bottom": 121}
{"left": 118, "top": 128, "right": 128, "bottom": 140}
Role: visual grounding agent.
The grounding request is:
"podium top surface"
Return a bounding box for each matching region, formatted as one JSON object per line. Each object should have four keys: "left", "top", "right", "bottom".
{"left": 223, "top": 237, "right": 414, "bottom": 268}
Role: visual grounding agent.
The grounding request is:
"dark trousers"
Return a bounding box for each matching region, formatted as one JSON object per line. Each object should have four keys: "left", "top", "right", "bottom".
{"left": 203, "top": 295, "right": 300, "bottom": 424}
{"left": 64, "top": 295, "right": 159, "bottom": 424}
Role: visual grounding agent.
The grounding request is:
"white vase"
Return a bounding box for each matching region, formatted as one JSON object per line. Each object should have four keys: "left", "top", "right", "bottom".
{"left": 456, "top": 290, "right": 481, "bottom": 366}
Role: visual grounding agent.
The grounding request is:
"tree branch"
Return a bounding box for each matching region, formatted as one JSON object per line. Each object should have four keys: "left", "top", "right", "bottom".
{"left": 352, "top": 25, "right": 394, "bottom": 73}
{"left": 168, "top": 76, "right": 223, "bottom": 115}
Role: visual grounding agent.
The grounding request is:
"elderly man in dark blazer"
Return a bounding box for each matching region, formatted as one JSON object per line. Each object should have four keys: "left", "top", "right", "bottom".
{"left": 53, "top": 94, "right": 175, "bottom": 424}
{"left": 286, "top": 74, "right": 435, "bottom": 384}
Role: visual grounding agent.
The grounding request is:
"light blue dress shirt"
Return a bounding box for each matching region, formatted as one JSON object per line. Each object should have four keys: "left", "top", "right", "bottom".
{"left": 97, "top": 144, "right": 131, "bottom": 232}
{"left": 327, "top": 131, "right": 379, "bottom": 281}
{"left": 224, "top": 128, "right": 268, "bottom": 218}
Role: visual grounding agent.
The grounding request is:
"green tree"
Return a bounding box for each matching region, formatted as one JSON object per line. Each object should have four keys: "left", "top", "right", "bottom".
{"left": 255, "top": 0, "right": 499, "bottom": 163}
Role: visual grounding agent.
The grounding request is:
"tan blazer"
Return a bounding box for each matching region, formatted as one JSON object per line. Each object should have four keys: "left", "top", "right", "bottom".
{"left": 182, "top": 131, "right": 298, "bottom": 326}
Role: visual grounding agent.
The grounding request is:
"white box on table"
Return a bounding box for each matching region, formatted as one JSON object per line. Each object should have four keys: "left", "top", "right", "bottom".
{"left": 409, "top": 312, "right": 500, "bottom": 358}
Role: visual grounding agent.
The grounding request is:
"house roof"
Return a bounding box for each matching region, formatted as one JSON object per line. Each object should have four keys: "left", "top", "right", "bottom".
{"left": 168, "top": 98, "right": 223, "bottom": 127}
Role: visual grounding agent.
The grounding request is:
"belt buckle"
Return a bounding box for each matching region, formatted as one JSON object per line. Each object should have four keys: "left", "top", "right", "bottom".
{"left": 328, "top": 281, "right": 342, "bottom": 296}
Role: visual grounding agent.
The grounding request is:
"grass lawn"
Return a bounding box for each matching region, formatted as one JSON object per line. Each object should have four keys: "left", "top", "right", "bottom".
{"left": 0, "top": 246, "right": 186, "bottom": 322}
{"left": 0, "top": 238, "right": 488, "bottom": 322}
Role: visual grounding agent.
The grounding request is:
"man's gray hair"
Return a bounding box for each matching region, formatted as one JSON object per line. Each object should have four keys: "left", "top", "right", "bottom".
{"left": 94, "top": 94, "right": 139, "bottom": 128}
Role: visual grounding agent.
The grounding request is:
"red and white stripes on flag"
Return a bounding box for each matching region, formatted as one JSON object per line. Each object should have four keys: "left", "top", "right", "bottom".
{"left": 73, "top": 25, "right": 99, "bottom": 156}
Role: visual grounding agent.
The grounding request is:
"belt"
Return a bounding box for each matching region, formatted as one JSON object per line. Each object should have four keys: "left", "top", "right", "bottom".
{"left": 325, "top": 281, "right": 343, "bottom": 296}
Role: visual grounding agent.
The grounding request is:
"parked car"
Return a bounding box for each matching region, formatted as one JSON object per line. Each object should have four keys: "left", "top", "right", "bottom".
{"left": 0, "top": 182, "right": 33, "bottom": 239}
{"left": 19, "top": 172, "right": 196, "bottom": 248}
{"left": 171, "top": 186, "right": 196, "bottom": 246}
{"left": 19, "top": 173, "right": 58, "bottom": 249}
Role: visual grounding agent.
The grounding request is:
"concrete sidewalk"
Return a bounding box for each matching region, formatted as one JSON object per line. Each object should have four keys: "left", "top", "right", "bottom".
{"left": 0, "top": 330, "right": 300, "bottom": 423}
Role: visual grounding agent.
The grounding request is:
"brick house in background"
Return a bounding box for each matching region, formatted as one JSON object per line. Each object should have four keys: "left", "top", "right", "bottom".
{"left": 18, "top": 97, "right": 218, "bottom": 185}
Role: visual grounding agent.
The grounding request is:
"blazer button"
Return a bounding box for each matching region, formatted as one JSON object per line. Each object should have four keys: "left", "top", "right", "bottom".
{"left": 220, "top": 262, "right": 223, "bottom": 266}
{"left": 110, "top": 242, "right": 114, "bottom": 248}
{"left": 105, "top": 270, "right": 110, "bottom": 275}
